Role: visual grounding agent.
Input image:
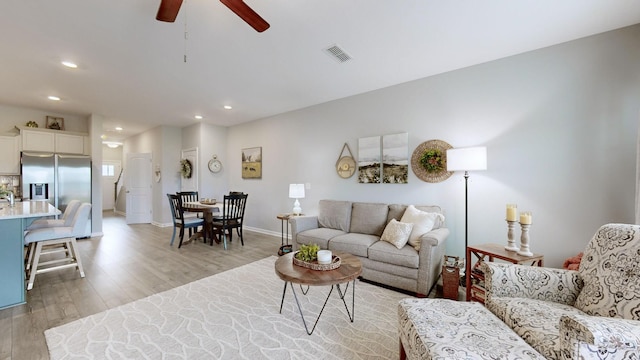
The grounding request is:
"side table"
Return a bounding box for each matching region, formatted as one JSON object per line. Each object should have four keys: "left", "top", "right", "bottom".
{"left": 465, "top": 243, "right": 544, "bottom": 303}
{"left": 277, "top": 213, "right": 294, "bottom": 256}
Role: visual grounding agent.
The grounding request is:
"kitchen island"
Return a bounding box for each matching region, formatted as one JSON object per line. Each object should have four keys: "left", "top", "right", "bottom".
{"left": 0, "top": 201, "right": 60, "bottom": 309}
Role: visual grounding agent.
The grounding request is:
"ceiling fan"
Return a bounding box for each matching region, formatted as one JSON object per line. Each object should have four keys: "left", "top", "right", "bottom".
{"left": 156, "top": 0, "right": 270, "bottom": 32}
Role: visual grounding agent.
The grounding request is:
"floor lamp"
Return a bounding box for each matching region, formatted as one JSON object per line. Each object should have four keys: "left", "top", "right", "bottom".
{"left": 446, "top": 147, "right": 487, "bottom": 254}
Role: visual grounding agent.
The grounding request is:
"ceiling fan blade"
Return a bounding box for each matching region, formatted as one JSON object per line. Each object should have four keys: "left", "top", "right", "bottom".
{"left": 156, "top": 0, "right": 183, "bottom": 22}
{"left": 220, "top": 0, "right": 270, "bottom": 32}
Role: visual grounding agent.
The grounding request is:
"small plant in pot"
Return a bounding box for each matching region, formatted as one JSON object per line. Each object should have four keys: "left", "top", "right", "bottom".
{"left": 295, "top": 243, "right": 319, "bottom": 262}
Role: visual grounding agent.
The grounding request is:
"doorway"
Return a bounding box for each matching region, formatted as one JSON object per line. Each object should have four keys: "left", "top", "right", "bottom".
{"left": 102, "top": 160, "right": 122, "bottom": 211}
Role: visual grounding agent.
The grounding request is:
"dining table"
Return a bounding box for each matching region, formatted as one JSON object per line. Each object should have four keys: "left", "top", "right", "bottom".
{"left": 182, "top": 201, "right": 223, "bottom": 245}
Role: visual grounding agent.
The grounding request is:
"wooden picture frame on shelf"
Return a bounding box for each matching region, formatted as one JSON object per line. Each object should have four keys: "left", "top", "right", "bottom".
{"left": 46, "top": 116, "right": 64, "bottom": 130}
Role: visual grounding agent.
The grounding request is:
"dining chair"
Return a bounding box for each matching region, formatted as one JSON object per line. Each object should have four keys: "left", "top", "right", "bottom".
{"left": 24, "top": 202, "right": 91, "bottom": 290}
{"left": 167, "top": 194, "right": 204, "bottom": 248}
{"left": 26, "top": 199, "right": 81, "bottom": 230}
{"left": 211, "top": 193, "right": 248, "bottom": 250}
{"left": 177, "top": 191, "right": 201, "bottom": 219}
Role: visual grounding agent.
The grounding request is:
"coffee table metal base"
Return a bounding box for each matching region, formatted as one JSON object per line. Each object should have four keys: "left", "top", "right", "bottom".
{"left": 279, "top": 280, "right": 356, "bottom": 335}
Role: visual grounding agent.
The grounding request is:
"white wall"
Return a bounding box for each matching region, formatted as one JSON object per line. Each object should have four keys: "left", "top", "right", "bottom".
{"left": 0, "top": 105, "right": 88, "bottom": 133}
{"left": 226, "top": 25, "right": 640, "bottom": 267}
{"left": 181, "top": 123, "right": 229, "bottom": 201}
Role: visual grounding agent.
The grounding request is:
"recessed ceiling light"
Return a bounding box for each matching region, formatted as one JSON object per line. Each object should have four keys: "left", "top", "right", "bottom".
{"left": 48, "top": 95, "right": 60, "bottom": 101}
{"left": 194, "top": 115, "right": 203, "bottom": 120}
{"left": 61, "top": 61, "right": 78, "bottom": 69}
{"left": 223, "top": 105, "right": 232, "bottom": 110}
{"left": 115, "top": 126, "right": 123, "bottom": 131}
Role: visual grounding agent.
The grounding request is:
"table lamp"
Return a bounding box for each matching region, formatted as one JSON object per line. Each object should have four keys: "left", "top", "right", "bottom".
{"left": 289, "top": 184, "right": 305, "bottom": 215}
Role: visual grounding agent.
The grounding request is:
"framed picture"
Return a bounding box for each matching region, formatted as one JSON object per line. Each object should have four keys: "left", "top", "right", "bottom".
{"left": 242, "top": 147, "right": 262, "bottom": 179}
{"left": 358, "top": 136, "right": 381, "bottom": 183}
{"left": 46, "top": 116, "right": 64, "bottom": 130}
{"left": 382, "top": 132, "right": 408, "bottom": 184}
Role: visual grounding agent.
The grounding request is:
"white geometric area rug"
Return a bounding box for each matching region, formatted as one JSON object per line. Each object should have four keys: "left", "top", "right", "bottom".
{"left": 45, "top": 256, "right": 410, "bottom": 360}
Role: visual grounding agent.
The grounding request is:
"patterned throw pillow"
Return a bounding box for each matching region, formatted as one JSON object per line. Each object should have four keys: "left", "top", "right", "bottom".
{"left": 380, "top": 219, "right": 414, "bottom": 249}
{"left": 400, "top": 205, "right": 444, "bottom": 251}
{"left": 574, "top": 223, "right": 640, "bottom": 320}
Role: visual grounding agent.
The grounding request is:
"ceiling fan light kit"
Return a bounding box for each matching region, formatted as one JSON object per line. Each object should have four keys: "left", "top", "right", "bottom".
{"left": 156, "top": 0, "right": 269, "bottom": 32}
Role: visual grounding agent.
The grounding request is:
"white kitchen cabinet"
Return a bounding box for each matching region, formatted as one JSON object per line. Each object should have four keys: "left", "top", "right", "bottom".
{"left": 0, "top": 136, "right": 20, "bottom": 174}
{"left": 55, "top": 133, "right": 85, "bottom": 154}
{"left": 19, "top": 127, "right": 88, "bottom": 155}
{"left": 22, "top": 129, "right": 54, "bottom": 152}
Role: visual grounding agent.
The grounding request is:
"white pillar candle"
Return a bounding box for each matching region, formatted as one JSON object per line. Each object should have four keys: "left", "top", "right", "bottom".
{"left": 519, "top": 212, "right": 532, "bottom": 225}
{"left": 506, "top": 204, "right": 518, "bottom": 221}
{"left": 317, "top": 250, "right": 332, "bottom": 264}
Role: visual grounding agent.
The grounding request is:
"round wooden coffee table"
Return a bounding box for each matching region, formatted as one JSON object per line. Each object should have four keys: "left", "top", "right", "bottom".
{"left": 275, "top": 252, "right": 362, "bottom": 335}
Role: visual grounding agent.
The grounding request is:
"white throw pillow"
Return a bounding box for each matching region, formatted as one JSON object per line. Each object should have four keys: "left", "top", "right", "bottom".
{"left": 400, "top": 205, "right": 444, "bottom": 251}
{"left": 380, "top": 219, "right": 414, "bottom": 249}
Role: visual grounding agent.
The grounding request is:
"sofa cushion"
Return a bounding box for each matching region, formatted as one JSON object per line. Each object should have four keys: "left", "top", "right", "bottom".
{"left": 388, "top": 204, "right": 444, "bottom": 229}
{"left": 486, "top": 297, "right": 586, "bottom": 360}
{"left": 574, "top": 223, "right": 640, "bottom": 320}
{"left": 368, "top": 240, "right": 419, "bottom": 268}
{"left": 349, "top": 202, "right": 389, "bottom": 236}
{"left": 400, "top": 205, "right": 444, "bottom": 250}
{"left": 297, "top": 228, "right": 346, "bottom": 249}
{"left": 318, "top": 200, "right": 352, "bottom": 232}
{"left": 328, "top": 233, "right": 379, "bottom": 258}
{"left": 380, "top": 219, "right": 413, "bottom": 249}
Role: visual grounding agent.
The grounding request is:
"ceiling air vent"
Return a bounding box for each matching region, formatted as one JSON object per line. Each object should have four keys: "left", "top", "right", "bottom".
{"left": 324, "top": 44, "right": 352, "bottom": 63}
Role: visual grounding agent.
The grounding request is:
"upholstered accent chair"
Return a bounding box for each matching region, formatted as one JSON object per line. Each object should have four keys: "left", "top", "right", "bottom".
{"left": 483, "top": 223, "right": 640, "bottom": 359}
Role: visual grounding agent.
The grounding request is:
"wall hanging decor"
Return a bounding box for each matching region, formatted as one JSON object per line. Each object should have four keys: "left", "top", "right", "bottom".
{"left": 208, "top": 154, "right": 222, "bottom": 173}
{"left": 335, "top": 143, "right": 356, "bottom": 179}
{"left": 242, "top": 147, "right": 262, "bottom": 179}
{"left": 358, "top": 136, "right": 381, "bottom": 183}
{"left": 410, "top": 139, "right": 453, "bottom": 183}
{"left": 180, "top": 159, "right": 192, "bottom": 178}
{"left": 382, "top": 132, "right": 408, "bottom": 184}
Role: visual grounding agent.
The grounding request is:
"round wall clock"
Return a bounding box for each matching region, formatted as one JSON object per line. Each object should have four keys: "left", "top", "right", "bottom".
{"left": 208, "top": 155, "right": 222, "bottom": 173}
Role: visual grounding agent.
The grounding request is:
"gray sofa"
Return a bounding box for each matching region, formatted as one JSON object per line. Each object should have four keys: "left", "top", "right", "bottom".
{"left": 289, "top": 200, "right": 449, "bottom": 296}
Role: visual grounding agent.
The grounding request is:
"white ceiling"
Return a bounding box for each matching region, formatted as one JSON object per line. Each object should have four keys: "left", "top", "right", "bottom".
{"left": 1, "top": 1, "right": 639, "bottom": 141}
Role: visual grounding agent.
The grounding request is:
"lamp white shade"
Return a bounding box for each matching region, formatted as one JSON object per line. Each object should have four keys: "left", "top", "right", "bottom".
{"left": 289, "top": 184, "right": 305, "bottom": 199}
{"left": 289, "top": 183, "right": 305, "bottom": 215}
{"left": 446, "top": 147, "right": 487, "bottom": 172}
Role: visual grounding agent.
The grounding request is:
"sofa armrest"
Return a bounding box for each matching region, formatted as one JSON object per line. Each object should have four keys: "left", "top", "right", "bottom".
{"left": 289, "top": 216, "right": 319, "bottom": 249}
{"left": 559, "top": 314, "right": 640, "bottom": 359}
{"left": 416, "top": 227, "right": 450, "bottom": 296}
{"left": 482, "top": 262, "right": 583, "bottom": 305}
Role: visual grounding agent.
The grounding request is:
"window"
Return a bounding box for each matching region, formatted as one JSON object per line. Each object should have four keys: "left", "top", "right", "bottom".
{"left": 102, "top": 164, "right": 115, "bottom": 177}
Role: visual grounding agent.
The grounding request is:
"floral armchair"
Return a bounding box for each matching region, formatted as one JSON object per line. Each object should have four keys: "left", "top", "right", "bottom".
{"left": 482, "top": 223, "right": 640, "bottom": 360}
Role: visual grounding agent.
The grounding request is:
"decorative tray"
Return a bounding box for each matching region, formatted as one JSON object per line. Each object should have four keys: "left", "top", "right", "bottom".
{"left": 292, "top": 253, "right": 341, "bottom": 271}
{"left": 200, "top": 201, "right": 217, "bottom": 205}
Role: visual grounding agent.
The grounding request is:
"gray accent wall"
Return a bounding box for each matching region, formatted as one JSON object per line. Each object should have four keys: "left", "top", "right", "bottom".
{"left": 226, "top": 24, "right": 640, "bottom": 267}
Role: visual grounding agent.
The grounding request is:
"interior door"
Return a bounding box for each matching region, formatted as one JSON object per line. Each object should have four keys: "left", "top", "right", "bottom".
{"left": 125, "top": 153, "right": 152, "bottom": 224}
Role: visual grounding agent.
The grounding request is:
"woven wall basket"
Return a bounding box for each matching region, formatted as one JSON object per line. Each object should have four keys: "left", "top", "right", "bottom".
{"left": 410, "top": 139, "right": 454, "bottom": 183}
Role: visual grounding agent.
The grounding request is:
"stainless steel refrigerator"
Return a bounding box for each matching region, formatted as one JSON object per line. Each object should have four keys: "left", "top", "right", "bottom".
{"left": 21, "top": 152, "right": 92, "bottom": 236}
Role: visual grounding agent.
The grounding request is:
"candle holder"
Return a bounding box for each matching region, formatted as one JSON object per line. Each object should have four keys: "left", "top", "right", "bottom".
{"left": 505, "top": 220, "right": 518, "bottom": 251}
{"left": 518, "top": 223, "right": 534, "bottom": 257}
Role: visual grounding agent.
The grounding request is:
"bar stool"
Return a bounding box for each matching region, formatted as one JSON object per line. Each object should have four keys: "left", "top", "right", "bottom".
{"left": 26, "top": 200, "right": 81, "bottom": 230}
{"left": 24, "top": 202, "right": 91, "bottom": 290}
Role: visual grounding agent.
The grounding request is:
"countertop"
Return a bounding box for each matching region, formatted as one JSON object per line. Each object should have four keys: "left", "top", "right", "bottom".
{"left": 0, "top": 201, "right": 60, "bottom": 220}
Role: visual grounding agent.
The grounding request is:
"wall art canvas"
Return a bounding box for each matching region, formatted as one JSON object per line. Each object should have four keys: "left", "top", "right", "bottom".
{"left": 382, "top": 132, "right": 408, "bottom": 184}
{"left": 358, "top": 136, "right": 381, "bottom": 183}
{"left": 242, "top": 147, "right": 262, "bottom": 179}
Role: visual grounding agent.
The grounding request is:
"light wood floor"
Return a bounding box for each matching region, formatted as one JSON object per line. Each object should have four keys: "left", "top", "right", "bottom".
{"left": 0, "top": 211, "right": 283, "bottom": 360}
